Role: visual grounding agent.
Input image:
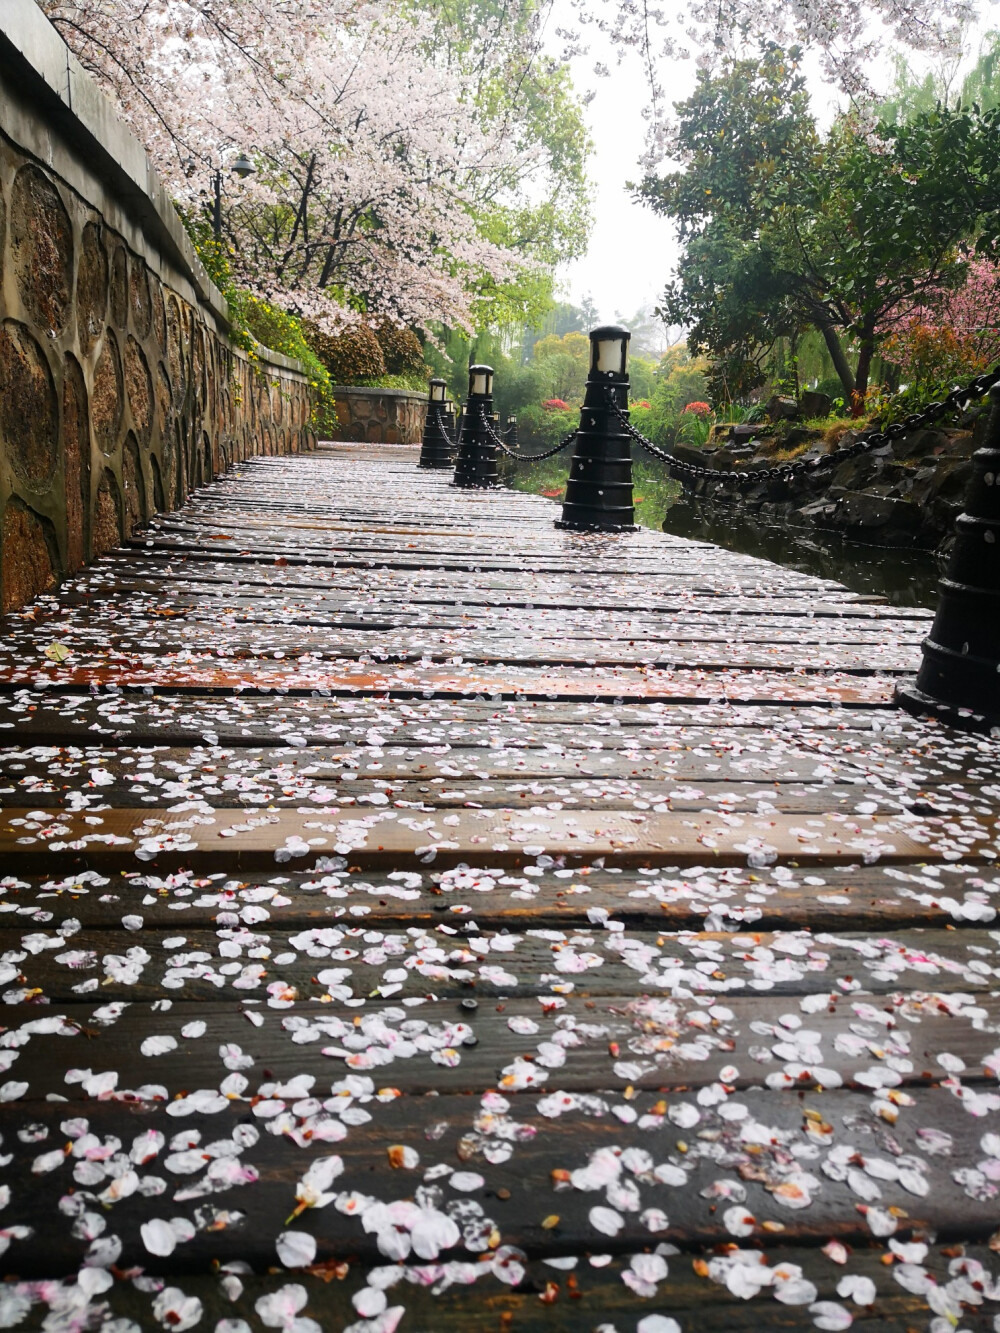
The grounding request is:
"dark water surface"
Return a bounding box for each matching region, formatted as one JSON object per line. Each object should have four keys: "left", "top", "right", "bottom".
{"left": 661, "top": 502, "right": 942, "bottom": 610}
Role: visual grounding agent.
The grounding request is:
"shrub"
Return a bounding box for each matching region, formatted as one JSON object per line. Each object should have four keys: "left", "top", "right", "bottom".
{"left": 519, "top": 403, "right": 577, "bottom": 445}
{"left": 375, "top": 324, "right": 426, "bottom": 377}
{"left": 305, "top": 322, "right": 386, "bottom": 384}
{"left": 245, "top": 298, "right": 336, "bottom": 433}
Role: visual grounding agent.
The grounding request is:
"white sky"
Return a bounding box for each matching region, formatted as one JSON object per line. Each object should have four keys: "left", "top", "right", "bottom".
{"left": 550, "top": 7, "right": 995, "bottom": 331}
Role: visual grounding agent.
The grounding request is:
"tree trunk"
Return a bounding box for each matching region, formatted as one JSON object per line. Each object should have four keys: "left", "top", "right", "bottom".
{"left": 818, "top": 322, "right": 855, "bottom": 400}
{"left": 853, "top": 335, "right": 876, "bottom": 414}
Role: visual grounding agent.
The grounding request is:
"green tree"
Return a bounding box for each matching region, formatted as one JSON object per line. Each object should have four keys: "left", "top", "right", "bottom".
{"left": 880, "top": 31, "right": 1000, "bottom": 124}
{"left": 408, "top": 0, "right": 592, "bottom": 331}
{"left": 638, "top": 46, "right": 1000, "bottom": 402}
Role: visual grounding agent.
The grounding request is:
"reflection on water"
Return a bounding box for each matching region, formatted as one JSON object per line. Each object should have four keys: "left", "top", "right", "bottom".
{"left": 662, "top": 502, "right": 942, "bottom": 609}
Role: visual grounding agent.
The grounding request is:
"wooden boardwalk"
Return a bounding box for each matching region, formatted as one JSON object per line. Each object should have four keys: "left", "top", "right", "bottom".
{"left": 1, "top": 442, "right": 999, "bottom": 1331}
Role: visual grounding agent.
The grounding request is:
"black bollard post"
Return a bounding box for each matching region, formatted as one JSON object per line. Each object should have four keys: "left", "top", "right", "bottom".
{"left": 418, "top": 379, "right": 454, "bottom": 469}
{"left": 896, "top": 384, "right": 1000, "bottom": 731}
{"left": 556, "top": 326, "right": 637, "bottom": 531}
{"left": 505, "top": 415, "right": 519, "bottom": 450}
{"left": 452, "top": 364, "right": 501, "bottom": 490}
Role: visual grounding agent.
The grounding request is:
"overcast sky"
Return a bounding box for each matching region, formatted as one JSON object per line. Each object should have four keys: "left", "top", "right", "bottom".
{"left": 550, "top": 9, "right": 994, "bottom": 332}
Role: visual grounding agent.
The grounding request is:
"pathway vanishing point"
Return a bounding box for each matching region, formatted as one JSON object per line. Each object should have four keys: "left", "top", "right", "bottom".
{"left": 1, "top": 443, "right": 1000, "bottom": 1331}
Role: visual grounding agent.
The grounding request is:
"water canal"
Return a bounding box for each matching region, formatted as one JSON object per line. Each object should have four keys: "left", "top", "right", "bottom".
{"left": 660, "top": 500, "right": 943, "bottom": 608}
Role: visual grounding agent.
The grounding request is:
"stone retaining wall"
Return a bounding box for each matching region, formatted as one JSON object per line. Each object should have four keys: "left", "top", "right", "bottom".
{"left": 671, "top": 420, "right": 980, "bottom": 553}
{"left": 0, "top": 1, "right": 315, "bottom": 612}
{"left": 331, "top": 386, "right": 427, "bottom": 444}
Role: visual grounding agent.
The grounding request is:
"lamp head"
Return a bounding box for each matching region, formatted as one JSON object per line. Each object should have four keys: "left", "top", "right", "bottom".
{"left": 231, "top": 153, "right": 255, "bottom": 179}
{"left": 468, "top": 364, "right": 494, "bottom": 398}
{"left": 428, "top": 378, "right": 447, "bottom": 403}
{"left": 589, "top": 325, "right": 630, "bottom": 380}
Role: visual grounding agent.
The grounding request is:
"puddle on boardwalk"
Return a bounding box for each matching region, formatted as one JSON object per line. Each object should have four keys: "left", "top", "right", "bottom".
{"left": 662, "top": 501, "right": 942, "bottom": 609}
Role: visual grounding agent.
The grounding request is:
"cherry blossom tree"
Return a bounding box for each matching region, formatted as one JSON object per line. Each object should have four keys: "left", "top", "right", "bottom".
{"left": 38, "top": 0, "right": 574, "bottom": 331}
{"left": 38, "top": 0, "right": 980, "bottom": 330}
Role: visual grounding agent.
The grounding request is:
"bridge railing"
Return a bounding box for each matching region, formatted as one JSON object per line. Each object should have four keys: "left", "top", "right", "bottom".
{"left": 414, "top": 327, "right": 1000, "bottom": 735}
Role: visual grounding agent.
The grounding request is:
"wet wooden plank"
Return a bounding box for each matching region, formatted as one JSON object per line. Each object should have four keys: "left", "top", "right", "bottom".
{"left": 0, "top": 1087, "right": 996, "bottom": 1276}
{"left": 1, "top": 805, "right": 976, "bottom": 873}
{"left": 3, "top": 989, "right": 995, "bottom": 1101}
{"left": 1, "top": 447, "right": 998, "bottom": 1326}
{"left": 5, "top": 924, "right": 998, "bottom": 1002}
{"left": 7, "top": 1247, "right": 998, "bottom": 1333}
{"left": 4, "top": 863, "right": 997, "bottom": 932}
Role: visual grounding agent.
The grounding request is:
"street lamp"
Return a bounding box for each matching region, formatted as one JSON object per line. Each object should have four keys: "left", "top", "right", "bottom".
{"left": 418, "top": 379, "right": 453, "bottom": 469}
{"left": 212, "top": 151, "right": 256, "bottom": 240}
{"left": 452, "top": 364, "right": 500, "bottom": 489}
{"left": 556, "top": 325, "right": 636, "bottom": 532}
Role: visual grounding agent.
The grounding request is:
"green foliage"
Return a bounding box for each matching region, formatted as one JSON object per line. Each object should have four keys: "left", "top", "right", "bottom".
{"left": 177, "top": 208, "right": 254, "bottom": 353}
{"left": 374, "top": 325, "right": 427, "bottom": 378}
{"left": 880, "top": 34, "right": 1000, "bottom": 125}
{"left": 178, "top": 208, "right": 334, "bottom": 429}
{"left": 306, "top": 323, "right": 387, "bottom": 385}
{"left": 627, "top": 347, "right": 711, "bottom": 445}
{"left": 352, "top": 372, "right": 433, "bottom": 392}
{"left": 638, "top": 44, "right": 1000, "bottom": 403}
{"left": 516, "top": 402, "right": 577, "bottom": 446}
{"left": 530, "top": 331, "right": 590, "bottom": 403}
{"left": 244, "top": 299, "right": 336, "bottom": 432}
{"left": 406, "top": 0, "right": 592, "bottom": 332}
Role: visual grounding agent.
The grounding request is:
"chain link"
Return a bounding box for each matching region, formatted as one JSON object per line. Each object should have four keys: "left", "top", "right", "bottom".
{"left": 605, "top": 367, "right": 1000, "bottom": 488}
{"left": 432, "top": 407, "right": 458, "bottom": 450}
{"left": 480, "top": 413, "right": 579, "bottom": 462}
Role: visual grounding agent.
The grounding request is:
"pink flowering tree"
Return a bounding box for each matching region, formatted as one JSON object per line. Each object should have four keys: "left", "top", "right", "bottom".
{"left": 881, "top": 257, "right": 1000, "bottom": 390}
{"left": 38, "top": 0, "right": 584, "bottom": 333}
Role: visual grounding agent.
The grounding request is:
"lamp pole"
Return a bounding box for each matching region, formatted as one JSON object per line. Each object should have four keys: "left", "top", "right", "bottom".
{"left": 556, "top": 326, "right": 636, "bottom": 531}
{"left": 210, "top": 152, "right": 256, "bottom": 242}
{"left": 452, "top": 364, "right": 501, "bottom": 489}
{"left": 418, "top": 379, "right": 454, "bottom": 469}
{"left": 897, "top": 383, "right": 1000, "bottom": 731}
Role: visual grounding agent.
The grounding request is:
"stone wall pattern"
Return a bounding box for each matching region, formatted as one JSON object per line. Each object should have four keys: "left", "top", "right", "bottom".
{"left": 331, "top": 387, "right": 428, "bottom": 444}
{"left": 0, "top": 4, "right": 315, "bottom": 613}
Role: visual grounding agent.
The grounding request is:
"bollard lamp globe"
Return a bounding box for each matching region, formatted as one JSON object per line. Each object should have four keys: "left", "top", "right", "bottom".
{"left": 468, "top": 365, "right": 494, "bottom": 397}
{"left": 589, "top": 325, "right": 631, "bottom": 379}
{"left": 429, "top": 379, "right": 447, "bottom": 403}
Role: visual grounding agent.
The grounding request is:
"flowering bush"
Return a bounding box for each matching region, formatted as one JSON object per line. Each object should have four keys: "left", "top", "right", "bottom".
{"left": 518, "top": 402, "right": 576, "bottom": 446}
{"left": 682, "top": 401, "right": 712, "bottom": 416}
{"left": 881, "top": 259, "right": 1000, "bottom": 397}
{"left": 630, "top": 399, "right": 652, "bottom": 409}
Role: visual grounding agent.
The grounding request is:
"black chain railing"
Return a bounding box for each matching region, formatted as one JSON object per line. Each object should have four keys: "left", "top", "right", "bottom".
{"left": 481, "top": 413, "right": 579, "bottom": 462}
{"left": 606, "top": 367, "right": 1000, "bottom": 488}
{"left": 433, "top": 407, "right": 460, "bottom": 450}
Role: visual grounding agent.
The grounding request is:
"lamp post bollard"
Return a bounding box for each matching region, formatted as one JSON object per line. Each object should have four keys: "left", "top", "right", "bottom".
{"left": 506, "top": 415, "right": 518, "bottom": 450}
{"left": 897, "top": 383, "right": 1000, "bottom": 732}
{"left": 452, "top": 364, "right": 501, "bottom": 490}
{"left": 418, "top": 379, "right": 454, "bottom": 469}
{"left": 556, "top": 326, "right": 637, "bottom": 531}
